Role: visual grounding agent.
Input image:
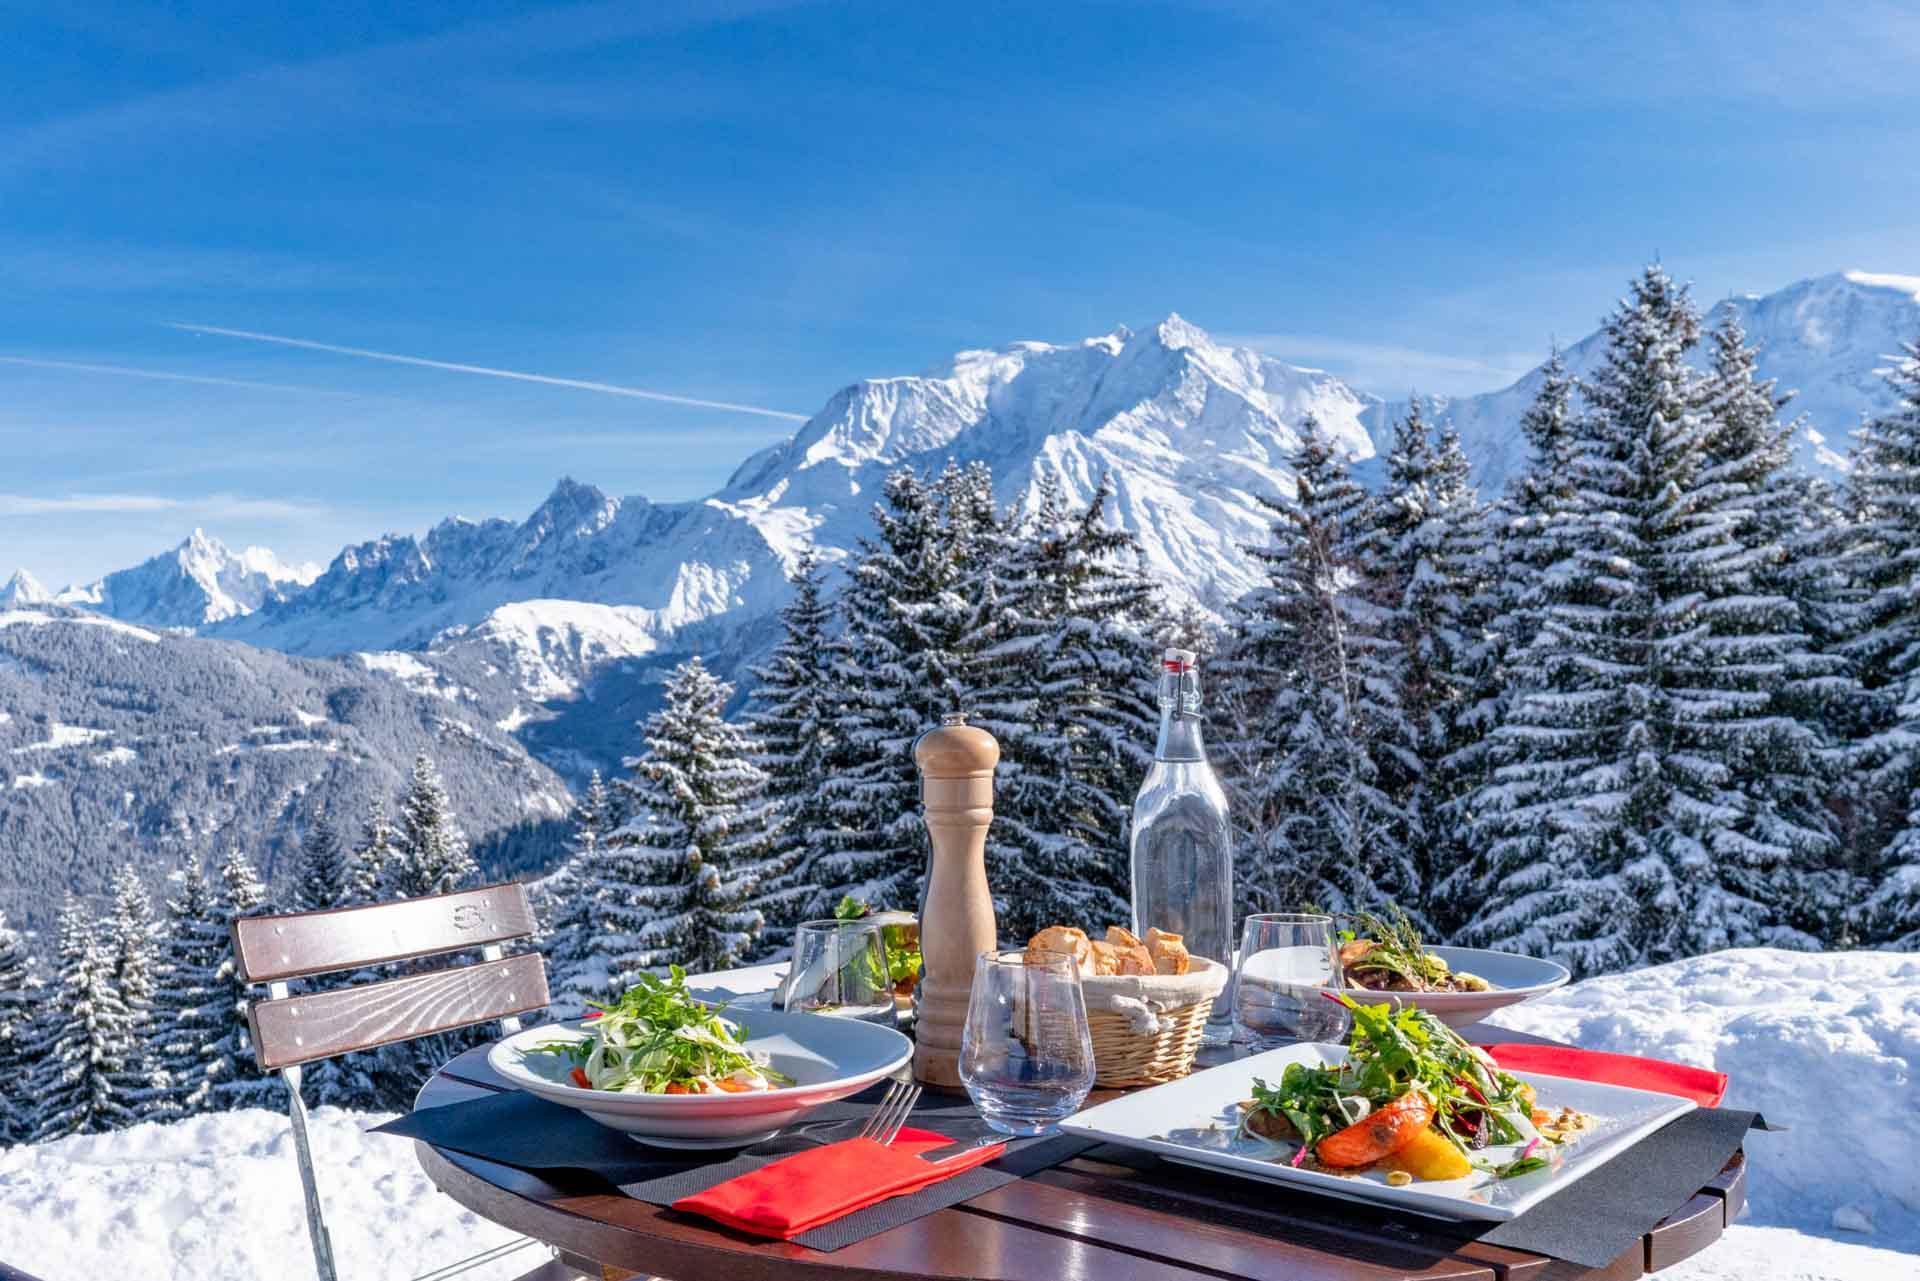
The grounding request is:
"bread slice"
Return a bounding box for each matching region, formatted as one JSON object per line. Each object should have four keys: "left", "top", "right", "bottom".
{"left": 1086, "top": 940, "right": 1123, "bottom": 976}
{"left": 1146, "top": 927, "right": 1191, "bottom": 976}
{"left": 1028, "top": 925, "right": 1090, "bottom": 970}
{"left": 1104, "top": 924, "right": 1143, "bottom": 949}
{"left": 1117, "top": 943, "right": 1156, "bottom": 976}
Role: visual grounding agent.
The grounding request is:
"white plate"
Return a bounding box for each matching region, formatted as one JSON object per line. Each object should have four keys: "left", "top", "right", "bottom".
{"left": 1060, "top": 1043, "right": 1695, "bottom": 1221}
{"left": 487, "top": 1007, "right": 912, "bottom": 1148}
{"left": 1323, "top": 946, "right": 1571, "bottom": 1028}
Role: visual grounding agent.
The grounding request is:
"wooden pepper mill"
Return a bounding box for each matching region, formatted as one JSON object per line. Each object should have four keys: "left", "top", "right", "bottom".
{"left": 911, "top": 712, "right": 1000, "bottom": 1089}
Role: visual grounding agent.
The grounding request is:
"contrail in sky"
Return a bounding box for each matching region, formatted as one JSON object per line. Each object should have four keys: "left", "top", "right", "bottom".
{"left": 0, "top": 355, "right": 351, "bottom": 397}
{"left": 168, "top": 323, "right": 810, "bottom": 421}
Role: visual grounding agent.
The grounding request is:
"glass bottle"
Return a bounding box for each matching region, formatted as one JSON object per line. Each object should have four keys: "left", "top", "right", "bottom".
{"left": 1129, "top": 647, "right": 1234, "bottom": 1044}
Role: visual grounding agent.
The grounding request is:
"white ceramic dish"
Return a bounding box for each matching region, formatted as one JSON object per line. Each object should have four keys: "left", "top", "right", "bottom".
{"left": 487, "top": 1007, "right": 912, "bottom": 1148}
{"left": 1060, "top": 1042, "right": 1694, "bottom": 1222}
{"left": 1325, "top": 946, "right": 1571, "bottom": 1028}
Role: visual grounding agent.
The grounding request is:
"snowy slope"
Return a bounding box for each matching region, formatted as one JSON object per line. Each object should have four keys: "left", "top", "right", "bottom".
{"left": 1493, "top": 947, "right": 1920, "bottom": 1249}
{"left": 0, "top": 605, "right": 573, "bottom": 933}
{"left": 57, "top": 529, "right": 321, "bottom": 628}
{"left": 1366, "top": 270, "right": 1920, "bottom": 492}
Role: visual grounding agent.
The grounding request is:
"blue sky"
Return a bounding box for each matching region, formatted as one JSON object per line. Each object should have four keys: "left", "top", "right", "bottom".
{"left": 3, "top": 0, "right": 1917, "bottom": 586}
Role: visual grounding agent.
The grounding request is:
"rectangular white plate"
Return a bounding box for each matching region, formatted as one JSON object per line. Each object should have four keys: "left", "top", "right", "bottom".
{"left": 1060, "top": 1043, "right": 1696, "bottom": 1222}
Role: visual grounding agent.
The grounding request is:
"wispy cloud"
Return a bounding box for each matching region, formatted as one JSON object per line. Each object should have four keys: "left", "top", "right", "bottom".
{"left": 0, "top": 493, "right": 330, "bottom": 519}
{"left": 0, "top": 355, "right": 357, "bottom": 397}
{"left": 170, "top": 323, "right": 810, "bottom": 420}
{"left": 1220, "top": 331, "right": 1540, "bottom": 396}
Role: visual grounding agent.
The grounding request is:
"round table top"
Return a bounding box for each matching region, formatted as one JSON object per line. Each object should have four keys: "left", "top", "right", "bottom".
{"left": 410, "top": 1030, "right": 1744, "bottom": 1281}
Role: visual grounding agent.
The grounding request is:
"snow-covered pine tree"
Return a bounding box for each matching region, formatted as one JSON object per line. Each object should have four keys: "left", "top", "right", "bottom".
{"left": 1215, "top": 416, "right": 1412, "bottom": 918}
{"left": 392, "top": 755, "right": 477, "bottom": 898}
{"left": 539, "top": 769, "right": 611, "bottom": 981}
{"left": 1845, "top": 337, "right": 1920, "bottom": 949}
{"left": 206, "top": 848, "right": 277, "bottom": 1111}
{"left": 347, "top": 798, "right": 397, "bottom": 905}
{"left": 1462, "top": 265, "right": 1815, "bottom": 973}
{"left": 1692, "top": 311, "right": 1849, "bottom": 946}
{"left": 811, "top": 466, "right": 979, "bottom": 914}
{"left": 0, "top": 911, "right": 35, "bottom": 1144}
{"left": 103, "top": 865, "right": 167, "bottom": 1120}
{"left": 593, "top": 657, "right": 776, "bottom": 984}
{"left": 28, "top": 898, "right": 133, "bottom": 1139}
{"left": 293, "top": 815, "right": 348, "bottom": 914}
{"left": 745, "top": 549, "right": 841, "bottom": 954}
{"left": 978, "top": 470, "right": 1161, "bottom": 938}
{"left": 1356, "top": 403, "right": 1487, "bottom": 925}
{"left": 147, "top": 855, "right": 227, "bottom": 1117}
{"left": 1437, "top": 356, "right": 1580, "bottom": 936}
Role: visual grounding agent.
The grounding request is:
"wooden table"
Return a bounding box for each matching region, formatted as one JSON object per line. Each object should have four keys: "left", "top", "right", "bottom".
{"left": 411, "top": 970, "right": 1744, "bottom": 1281}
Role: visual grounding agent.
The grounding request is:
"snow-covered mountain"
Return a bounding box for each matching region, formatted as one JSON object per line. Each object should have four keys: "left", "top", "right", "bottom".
{"left": 56, "top": 529, "right": 321, "bottom": 629}
{"left": 1364, "top": 269, "right": 1920, "bottom": 492}
{"left": 213, "top": 315, "right": 1375, "bottom": 669}
{"left": 0, "top": 569, "right": 51, "bottom": 607}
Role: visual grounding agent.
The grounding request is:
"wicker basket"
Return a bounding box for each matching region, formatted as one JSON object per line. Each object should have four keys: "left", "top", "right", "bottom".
{"left": 1079, "top": 956, "right": 1227, "bottom": 1087}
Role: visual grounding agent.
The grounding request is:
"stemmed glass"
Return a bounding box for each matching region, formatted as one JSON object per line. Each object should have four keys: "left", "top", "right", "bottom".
{"left": 959, "top": 949, "right": 1096, "bottom": 1136}
{"left": 1233, "top": 912, "right": 1348, "bottom": 1047}
{"left": 780, "top": 919, "right": 897, "bottom": 1024}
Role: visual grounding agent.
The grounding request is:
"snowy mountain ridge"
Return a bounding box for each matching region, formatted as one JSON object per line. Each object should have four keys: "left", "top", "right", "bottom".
{"left": 53, "top": 528, "right": 321, "bottom": 629}
{"left": 0, "top": 569, "right": 51, "bottom": 607}
{"left": 1365, "top": 268, "right": 1920, "bottom": 491}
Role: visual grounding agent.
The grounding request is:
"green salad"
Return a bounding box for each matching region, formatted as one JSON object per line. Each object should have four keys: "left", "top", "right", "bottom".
{"left": 1244, "top": 994, "right": 1555, "bottom": 1181}
{"left": 539, "top": 966, "right": 793, "bottom": 1095}
{"left": 834, "top": 894, "right": 922, "bottom": 989}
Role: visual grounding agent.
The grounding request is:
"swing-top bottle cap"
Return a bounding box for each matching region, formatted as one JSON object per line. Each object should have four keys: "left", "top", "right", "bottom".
{"left": 1163, "top": 647, "right": 1197, "bottom": 674}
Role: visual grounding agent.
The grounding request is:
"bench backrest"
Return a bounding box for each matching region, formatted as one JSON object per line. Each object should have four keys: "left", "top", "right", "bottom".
{"left": 231, "top": 881, "right": 549, "bottom": 1072}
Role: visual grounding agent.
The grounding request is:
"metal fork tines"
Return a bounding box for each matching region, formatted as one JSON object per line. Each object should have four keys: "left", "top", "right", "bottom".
{"left": 857, "top": 1079, "right": 922, "bottom": 1147}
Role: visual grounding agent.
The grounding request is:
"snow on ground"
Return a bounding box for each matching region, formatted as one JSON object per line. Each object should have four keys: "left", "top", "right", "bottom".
{"left": 0, "top": 1107, "right": 536, "bottom": 1281}
{"left": 1492, "top": 947, "right": 1920, "bottom": 1258}
{"left": 8, "top": 723, "right": 109, "bottom": 754}
{"left": 0, "top": 609, "right": 161, "bottom": 642}
{"left": 9, "top": 771, "right": 50, "bottom": 789}
{"left": 0, "top": 949, "right": 1912, "bottom": 1280}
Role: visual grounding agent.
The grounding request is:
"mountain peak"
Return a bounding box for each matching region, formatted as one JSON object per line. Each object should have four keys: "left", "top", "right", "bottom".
{"left": 0, "top": 568, "right": 50, "bottom": 606}
{"left": 1150, "top": 312, "right": 1211, "bottom": 351}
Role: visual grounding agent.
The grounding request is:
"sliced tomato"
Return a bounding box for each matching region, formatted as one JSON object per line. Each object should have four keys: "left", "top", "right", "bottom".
{"left": 1316, "top": 1092, "right": 1435, "bottom": 1168}
{"left": 569, "top": 1067, "right": 591, "bottom": 1089}
{"left": 711, "top": 1077, "right": 757, "bottom": 1093}
{"left": 663, "top": 1082, "right": 693, "bottom": 1095}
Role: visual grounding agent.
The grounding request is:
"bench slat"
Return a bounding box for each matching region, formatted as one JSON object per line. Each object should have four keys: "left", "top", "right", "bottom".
{"left": 247, "top": 953, "right": 549, "bottom": 1070}
{"left": 232, "top": 882, "right": 537, "bottom": 982}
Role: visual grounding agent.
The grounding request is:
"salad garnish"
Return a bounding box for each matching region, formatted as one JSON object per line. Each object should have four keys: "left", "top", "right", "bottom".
{"left": 1241, "top": 993, "right": 1583, "bottom": 1182}
{"left": 537, "top": 966, "right": 793, "bottom": 1095}
{"left": 1335, "top": 907, "right": 1491, "bottom": 993}
{"left": 834, "top": 894, "right": 923, "bottom": 992}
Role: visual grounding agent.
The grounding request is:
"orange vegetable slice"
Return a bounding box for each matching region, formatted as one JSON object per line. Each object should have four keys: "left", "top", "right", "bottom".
{"left": 1316, "top": 1092, "right": 1435, "bottom": 1168}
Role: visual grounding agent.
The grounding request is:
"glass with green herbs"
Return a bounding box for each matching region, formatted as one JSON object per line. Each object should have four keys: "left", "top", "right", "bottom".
{"left": 780, "top": 918, "right": 897, "bottom": 1024}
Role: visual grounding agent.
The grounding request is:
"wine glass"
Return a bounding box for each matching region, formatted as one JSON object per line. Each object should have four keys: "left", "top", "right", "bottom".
{"left": 1233, "top": 912, "right": 1347, "bottom": 1047}
{"left": 959, "top": 949, "right": 1096, "bottom": 1136}
{"left": 780, "top": 919, "right": 896, "bottom": 1024}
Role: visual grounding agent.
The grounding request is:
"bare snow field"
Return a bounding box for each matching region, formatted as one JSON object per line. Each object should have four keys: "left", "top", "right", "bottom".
{"left": 0, "top": 947, "right": 1914, "bottom": 1280}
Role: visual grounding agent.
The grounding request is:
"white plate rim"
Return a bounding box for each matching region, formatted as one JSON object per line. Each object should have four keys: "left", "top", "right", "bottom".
{"left": 486, "top": 1007, "right": 913, "bottom": 1114}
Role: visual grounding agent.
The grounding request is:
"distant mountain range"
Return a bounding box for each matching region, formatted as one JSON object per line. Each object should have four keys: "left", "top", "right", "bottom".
{"left": 4, "top": 267, "right": 1915, "bottom": 929}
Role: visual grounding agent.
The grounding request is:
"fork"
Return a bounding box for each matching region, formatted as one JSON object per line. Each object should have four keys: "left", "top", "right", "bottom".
{"left": 856, "top": 1079, "right": 922, "bottom": 1147}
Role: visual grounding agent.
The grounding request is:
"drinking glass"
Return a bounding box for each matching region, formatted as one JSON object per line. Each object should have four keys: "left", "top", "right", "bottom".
{"left": 959, "top": 949, "right": 1096, "bottom": 1136}
{"left": 780, "top": 920, "right": 896, "bottom": 1024}
{"left": 1233, "top": 912, "right": 1348, "bottom": 1047}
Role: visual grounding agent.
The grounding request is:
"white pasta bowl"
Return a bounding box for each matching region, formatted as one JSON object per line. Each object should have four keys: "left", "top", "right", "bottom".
{"left": 488, "top": 1007, "right": 913, "bottom": 1148}
{"left": 1319, "top": 946, "right": 1571, "bottom": 1029}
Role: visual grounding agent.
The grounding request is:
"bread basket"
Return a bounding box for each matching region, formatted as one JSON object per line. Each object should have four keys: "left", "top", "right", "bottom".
{"left": 1078, "top": 956, "right": 1228, "bottom": 1087}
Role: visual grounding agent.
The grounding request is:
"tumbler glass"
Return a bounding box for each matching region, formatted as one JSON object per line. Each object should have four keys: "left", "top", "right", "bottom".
{"left": 1233, "top": 912, "right": 1347, "bottom": 1047}
{"left": 780, "top": 919, "right": 896, "bottom": 1024}
{"left": 959, "top": 949, "right": 1096, "bottom": 1136}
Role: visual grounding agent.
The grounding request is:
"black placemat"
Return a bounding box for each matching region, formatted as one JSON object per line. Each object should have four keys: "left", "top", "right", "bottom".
{"left": 375, "top": 1082, "right": 1093, "bottom": 1251}
{"left": 1478, "top": 1106, "right": 1759, "bottom": 1267}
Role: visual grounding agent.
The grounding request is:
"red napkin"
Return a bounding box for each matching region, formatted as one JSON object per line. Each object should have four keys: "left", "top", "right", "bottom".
{"left": 1484, "top": 1044, "right": 1728, "bottom": 1108}
{"left": 672, "top": 1126, "right": 1007, "bottom": 1240}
